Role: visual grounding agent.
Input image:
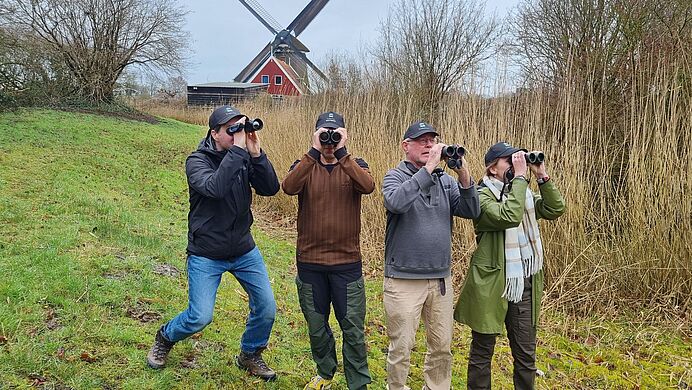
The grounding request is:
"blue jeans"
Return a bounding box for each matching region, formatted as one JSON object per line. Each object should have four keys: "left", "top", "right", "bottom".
{"left": 162, "top": 246, "right": 276, "bottom": 353}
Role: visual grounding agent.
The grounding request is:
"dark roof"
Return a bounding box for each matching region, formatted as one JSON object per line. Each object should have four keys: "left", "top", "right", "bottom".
{"left": 189, "top": 82, "right": 268, "bottom": 89}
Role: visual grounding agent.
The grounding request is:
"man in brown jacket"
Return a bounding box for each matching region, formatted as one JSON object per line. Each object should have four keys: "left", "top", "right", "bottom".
{"left": 282, "top": 111, "right": 375, "bottom": 390}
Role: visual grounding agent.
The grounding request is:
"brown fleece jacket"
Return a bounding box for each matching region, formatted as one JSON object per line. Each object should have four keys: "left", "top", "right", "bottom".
{"left": 282, "top": 147, "right": 375, "bottom": 266}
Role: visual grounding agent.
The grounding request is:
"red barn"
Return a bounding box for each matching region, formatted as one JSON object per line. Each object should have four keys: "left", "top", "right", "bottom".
{"left": 249, "top": 57, "right": 305, "bottom": 96}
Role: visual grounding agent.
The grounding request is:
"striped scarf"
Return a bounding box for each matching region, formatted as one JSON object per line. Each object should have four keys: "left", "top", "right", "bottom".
{"left": 482, "top": 176, "right": 544, "bottom": 303}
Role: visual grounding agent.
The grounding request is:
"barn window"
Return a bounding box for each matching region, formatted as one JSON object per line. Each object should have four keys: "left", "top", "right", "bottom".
{"left": 275, "top": 75, "right": 283, "bottom": 85}
{"left": 261, "top": 75, "right": 269, "bottom": 84}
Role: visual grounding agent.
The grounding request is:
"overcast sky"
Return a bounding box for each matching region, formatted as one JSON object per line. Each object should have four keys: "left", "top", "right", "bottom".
{"left": 181, "top": 0, "right": 520, "bottom": 85}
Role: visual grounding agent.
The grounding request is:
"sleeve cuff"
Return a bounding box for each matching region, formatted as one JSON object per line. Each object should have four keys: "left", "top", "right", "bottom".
{"left": 412, "top": 168, "right": 434, "bottom": 189}
{"left": 458, "top": 175, "right": 475, "bottom": 190}
{"left": 307, "top": 147, "right": 321, "bottom": 161}
{"left": 229, "top": 146, "right": 250, "bottom": 160}
{"left": 250, "top": 149, "right": 267, "bottom": 163}
{"left": 334, "top": 147, "right": 348, "bottom": 160}
{"left": 458, "top": 182, "right": 477, "bottom": 197}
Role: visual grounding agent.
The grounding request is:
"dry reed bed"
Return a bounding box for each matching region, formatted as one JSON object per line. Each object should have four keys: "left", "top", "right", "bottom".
{"left": 138, "top": 62, "right": 690, "bottom": 322}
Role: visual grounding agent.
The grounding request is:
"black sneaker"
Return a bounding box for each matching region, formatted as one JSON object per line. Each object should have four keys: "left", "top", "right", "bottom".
{"left": 146, "top": 326, "right": 175, "bottom": 369}
{"left": 236, "top": 349, "right": 277, "bottom": 381}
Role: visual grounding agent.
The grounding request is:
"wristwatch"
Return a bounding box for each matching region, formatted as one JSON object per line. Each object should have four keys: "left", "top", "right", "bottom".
{"left": 536, "top": 175, "right": 550, "bottom": 185}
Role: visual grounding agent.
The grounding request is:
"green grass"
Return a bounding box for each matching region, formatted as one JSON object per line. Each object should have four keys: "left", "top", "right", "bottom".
{"left": 0, "top": 109, "right": 689, "bottom": 389}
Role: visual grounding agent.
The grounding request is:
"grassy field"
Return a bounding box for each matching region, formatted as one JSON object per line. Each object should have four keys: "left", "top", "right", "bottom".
{"left": 0, "top": 109, "right": 690, "bottom": 389}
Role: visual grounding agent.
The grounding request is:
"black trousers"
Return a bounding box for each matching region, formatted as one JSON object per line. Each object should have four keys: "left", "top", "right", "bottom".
{"left": 468, "top": 277, "right": 536, "bottom": 390}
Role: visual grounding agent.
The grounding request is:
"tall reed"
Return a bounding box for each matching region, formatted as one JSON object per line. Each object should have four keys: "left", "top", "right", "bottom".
{"left": 139, "top": 57, "right": 691, "bottom": 318}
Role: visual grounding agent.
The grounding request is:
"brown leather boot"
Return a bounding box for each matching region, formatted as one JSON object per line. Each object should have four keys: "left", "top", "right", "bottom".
{"left": 146, "top": 326, "right": 175, "bottom": 369}
{"left": 236, "top": 348, "right": 277, "bottom": 381}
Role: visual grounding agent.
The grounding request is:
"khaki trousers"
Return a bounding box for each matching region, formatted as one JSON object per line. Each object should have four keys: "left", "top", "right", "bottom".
{"left": 384, "top": 276, "right": 454, "bottom": 390}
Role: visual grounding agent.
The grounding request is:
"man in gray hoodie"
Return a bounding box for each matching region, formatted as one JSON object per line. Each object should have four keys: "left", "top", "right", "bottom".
{"left": 382, "top": 121, "right": 480, "bottom": 390}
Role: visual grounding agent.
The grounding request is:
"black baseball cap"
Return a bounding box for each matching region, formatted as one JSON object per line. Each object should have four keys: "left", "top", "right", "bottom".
{"left": 404, "top": 121, "right": 439, "bottom": 140}
{"left": 484, "top": 142, "right": 528, "bottom": 166}
{"left": 315, "top": 111, "right": 345, "bottom": 129}
{"left": 208, "top": 105, "right": 243, "bottom": 130}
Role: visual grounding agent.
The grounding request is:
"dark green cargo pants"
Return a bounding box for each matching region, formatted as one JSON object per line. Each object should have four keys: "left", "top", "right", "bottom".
{"left": 295, "top": 262, "right": 371, "bottom": 390}
{"left": 468, "top": 276, "right": 537, "bottom": 390}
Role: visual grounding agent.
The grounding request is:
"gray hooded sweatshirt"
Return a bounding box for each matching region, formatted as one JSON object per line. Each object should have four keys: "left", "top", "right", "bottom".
{"left": 383, "top": 161, "right": 480, "bottom": 279}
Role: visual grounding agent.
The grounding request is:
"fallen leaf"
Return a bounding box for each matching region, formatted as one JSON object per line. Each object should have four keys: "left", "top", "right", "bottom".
{"left": 0, "top": 336, "right": 7, "bottom": 345}
{"left": 56, "top": 347, "right": 65, "bottom": 359}
{"left": 80, "top": 352, "right": 97, "bottom": 363}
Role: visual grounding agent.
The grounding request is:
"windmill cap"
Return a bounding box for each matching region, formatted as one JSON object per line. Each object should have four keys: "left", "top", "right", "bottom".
{"left": 315, "top": 111, "right": 345, "bottom": 129}
{"left": 404, "top": 121, "right": 439, "bottom": 140}
{"left": 209, "top": 105, "right": 244, "bottom": 130}
{"left": 484, "top": 142, "right": 528, "bottom": 166}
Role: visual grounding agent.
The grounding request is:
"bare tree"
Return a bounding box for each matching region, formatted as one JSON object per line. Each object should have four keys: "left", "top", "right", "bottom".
{"left": 373, "top": 0, "right": 501, "bottom": 115}
{"left": 509, "top": 0, "right": 692, "bottom": 90}
{"left": 0, "top": 0, "right": 190, "bottom": 103}
{"left": 156, "top": 75, "right": 187, "bottom": 100}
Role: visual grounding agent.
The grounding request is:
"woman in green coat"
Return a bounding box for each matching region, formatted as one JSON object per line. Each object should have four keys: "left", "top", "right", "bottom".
{"left": 454, "top": 142, "right": 565, "bottom": 390}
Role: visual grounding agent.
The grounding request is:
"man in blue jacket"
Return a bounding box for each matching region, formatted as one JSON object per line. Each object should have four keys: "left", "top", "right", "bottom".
{"left": 147, "top": 105, "right": 280, "bottom": 381}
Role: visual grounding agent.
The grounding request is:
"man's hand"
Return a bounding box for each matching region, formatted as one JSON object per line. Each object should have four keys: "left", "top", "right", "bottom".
{"left": 425, "top": 143, "right": 445, "bottom": 174}
{"left": 232, "top": 124, "right": 247, "bottom": 150}
{"left": 312, "top": 128, "right": 327, "bottom": 152}
{"left": 246, "top": 131, "right": 261, "bottom": 158}
{"left": 512, "top": 151, "right": 528, "bottom": 178}
{"left": 334, "top": 127, "right": 348, "bottom": 150}
{"left": 451, "top": 156, "right": 472, "bottom": 187}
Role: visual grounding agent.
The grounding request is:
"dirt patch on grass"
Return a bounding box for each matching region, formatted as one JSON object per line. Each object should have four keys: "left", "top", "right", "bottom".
{"left": 59, "top": 106, "right": 159, "bottom": 124}
{"left": 125, "top": 299, "right": 162, "bottom": 323}
{"left": 153, "top": 263, "right": 180, "bottom": 278}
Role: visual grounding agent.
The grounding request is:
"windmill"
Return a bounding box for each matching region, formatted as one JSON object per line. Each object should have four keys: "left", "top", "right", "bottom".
{"left": 234, "top": 0, "right": 330, "bottom": 96}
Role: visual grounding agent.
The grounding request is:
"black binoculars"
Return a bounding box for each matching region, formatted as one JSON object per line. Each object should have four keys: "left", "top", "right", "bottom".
{"left": 443, "top": 144, "right": 466, "bottom": 169}
{"left": 319, "top": 129, "right": 342, "bottom": 146}
{"left": 226, "top": 118, "right": 263, "bottom": 135}
{"left": 524, "top": 151, "right": 545, "bottom": 164}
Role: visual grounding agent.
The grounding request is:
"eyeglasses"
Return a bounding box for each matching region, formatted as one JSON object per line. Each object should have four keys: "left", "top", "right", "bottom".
{"left": 406, "top": 136, "right": 438, "bottom": 145}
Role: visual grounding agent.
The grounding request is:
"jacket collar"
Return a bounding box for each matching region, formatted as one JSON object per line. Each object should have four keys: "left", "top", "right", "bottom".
{"left": 197, "top": 133, "right": 226, "bottom": 159}
{"left": 397, "top": 160, "right": 420, "bottom": 176}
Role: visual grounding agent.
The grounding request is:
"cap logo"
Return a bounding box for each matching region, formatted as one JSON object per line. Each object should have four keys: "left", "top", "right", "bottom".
{"left": 503, "top": 142, "right": 510, "bottom": 147}
{"left": 419, "top": 122, "right": 426, "bottom": 128}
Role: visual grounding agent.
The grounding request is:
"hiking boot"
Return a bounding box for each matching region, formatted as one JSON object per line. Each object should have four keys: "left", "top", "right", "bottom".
{"left": 236, "top": 349, "right": 277, "bottom": 381}
{"left": 146, "top": 326, "right": 175, "bottom": 369}
{"left": 304, "top": 374, "right": 333, "bottom": 389}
